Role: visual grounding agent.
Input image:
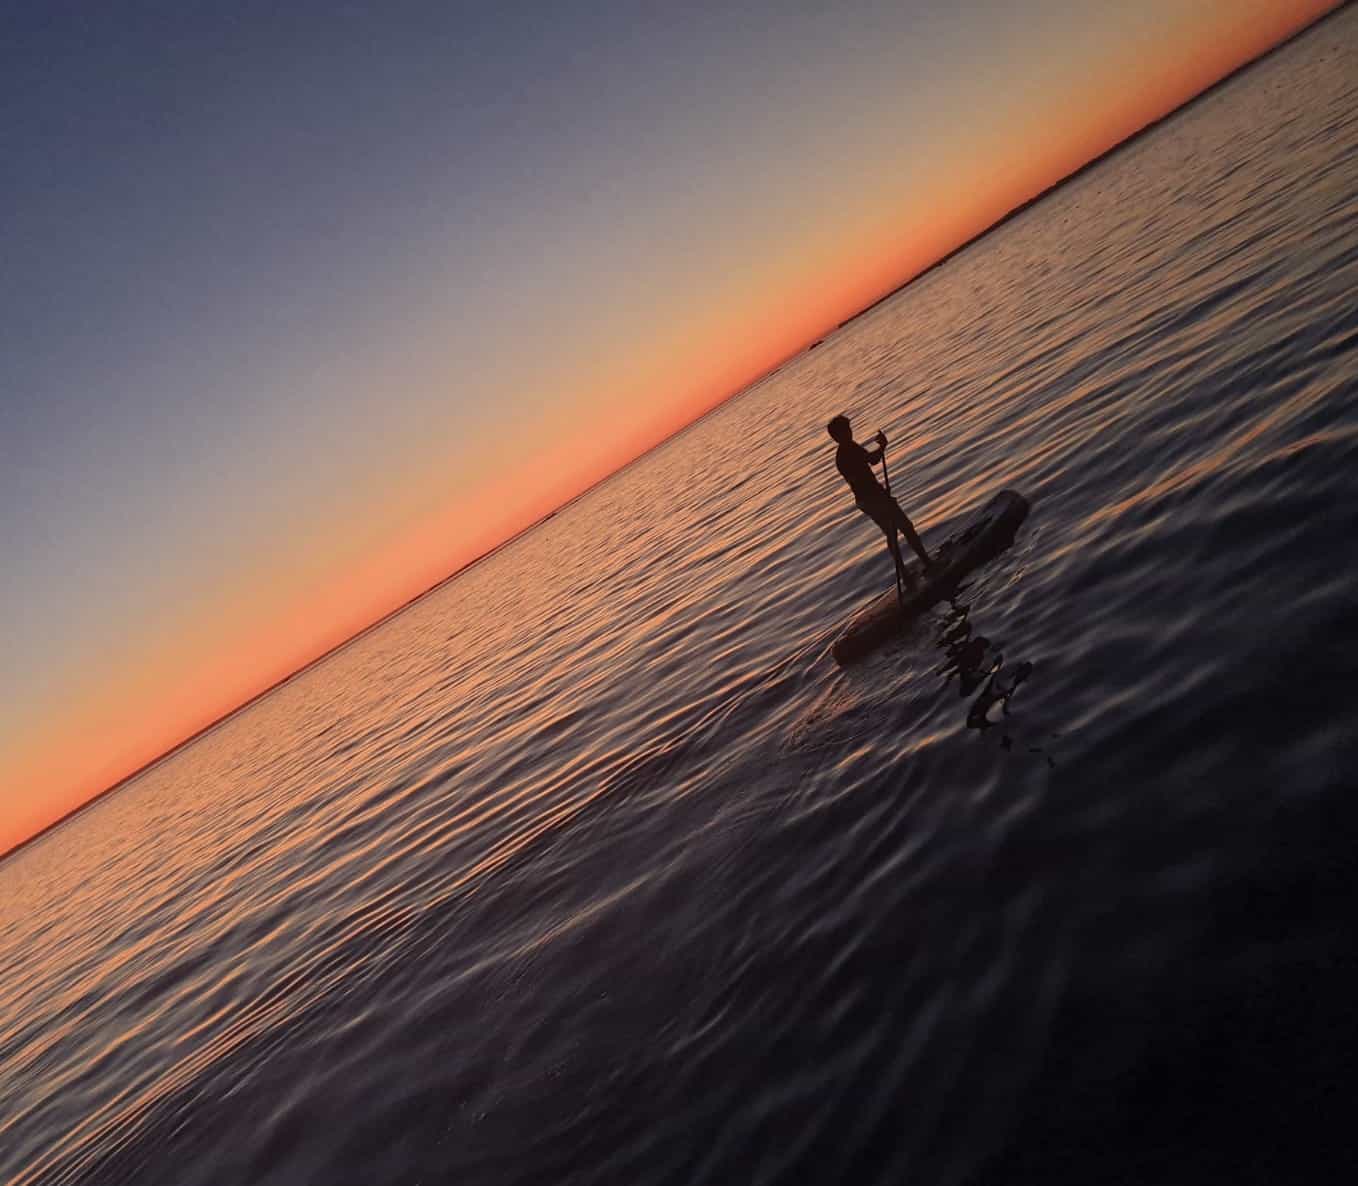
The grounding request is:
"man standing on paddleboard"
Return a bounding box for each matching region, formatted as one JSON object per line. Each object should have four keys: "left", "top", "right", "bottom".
{"left": 827, "top": 415, "right": 933, "bottom": 587}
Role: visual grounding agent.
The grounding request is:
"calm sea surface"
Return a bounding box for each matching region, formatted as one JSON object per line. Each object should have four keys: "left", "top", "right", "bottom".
{"left": 4, "top": 14, "right": 1357, "bottom": 1185}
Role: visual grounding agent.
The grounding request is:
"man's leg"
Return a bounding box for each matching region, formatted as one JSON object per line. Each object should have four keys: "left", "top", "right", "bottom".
{"left": 890, "top": 500, "right": 932, "bottom": 569}
{"left": 870, "top": 503, "right": 916, "bottom": 591}
{"left": 861, "top": 501, "right": 915, "bottom": 590}
{"left": 884, "top": 526, "right": 914, "bottom": 590}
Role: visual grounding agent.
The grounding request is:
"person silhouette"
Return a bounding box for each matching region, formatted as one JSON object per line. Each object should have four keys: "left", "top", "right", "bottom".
{"left": 827, "top": 414, "right": 933, "bottom": 588}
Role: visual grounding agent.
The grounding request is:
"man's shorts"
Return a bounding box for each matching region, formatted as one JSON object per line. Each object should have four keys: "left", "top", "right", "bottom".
{"left": 855, "top": 492, "right": 901, "bottom": 535}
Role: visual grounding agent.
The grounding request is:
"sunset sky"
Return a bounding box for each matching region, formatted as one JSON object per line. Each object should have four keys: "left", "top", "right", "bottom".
{"left": 2, "top": 0, "right": 1341, "bottom": 853}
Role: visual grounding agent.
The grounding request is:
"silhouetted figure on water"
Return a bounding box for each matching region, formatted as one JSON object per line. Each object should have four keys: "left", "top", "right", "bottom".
{"left": 827, "top": 415, "right": 933, "bottom": 588}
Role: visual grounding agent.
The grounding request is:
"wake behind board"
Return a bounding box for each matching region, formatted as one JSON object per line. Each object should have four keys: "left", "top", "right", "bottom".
{"left": 832, "top": 489, "right": 1030, "bottom": 666}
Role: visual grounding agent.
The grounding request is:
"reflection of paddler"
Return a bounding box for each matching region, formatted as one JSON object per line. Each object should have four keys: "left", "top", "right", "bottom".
{"left": 953, "top": 635, "right": 995, "bottom": 696}
{"left": 827, "top": 415, "right": 933, "bottom": 591}
{"left": 966, "top": 659, "right": 1034, "bottom": 730}
{"left": 937, "top": 599, "right": 1040, "bottom": 748}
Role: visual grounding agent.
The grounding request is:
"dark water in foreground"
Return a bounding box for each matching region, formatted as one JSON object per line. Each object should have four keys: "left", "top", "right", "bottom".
{"left": 4, "top": 15, "right": 1358, "bottom": 1185}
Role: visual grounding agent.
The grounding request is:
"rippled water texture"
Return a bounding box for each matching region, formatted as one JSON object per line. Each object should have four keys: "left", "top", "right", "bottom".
{"left": 4, "top": 15, "right": 1357, "bottom": 1185}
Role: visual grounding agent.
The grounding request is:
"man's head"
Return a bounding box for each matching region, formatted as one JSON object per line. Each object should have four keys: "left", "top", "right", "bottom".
{"left": 826, "top": 414, "right": 852, "bottom": 443}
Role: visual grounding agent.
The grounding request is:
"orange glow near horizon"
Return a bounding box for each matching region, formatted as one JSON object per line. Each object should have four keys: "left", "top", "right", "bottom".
{"left": 1, "top": 0, "right": 1343, "bottom": 858}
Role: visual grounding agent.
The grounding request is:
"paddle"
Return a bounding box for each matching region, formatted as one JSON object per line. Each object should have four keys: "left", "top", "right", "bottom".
{"left": 878, "top": 429, "right": 907, "bottom": 612}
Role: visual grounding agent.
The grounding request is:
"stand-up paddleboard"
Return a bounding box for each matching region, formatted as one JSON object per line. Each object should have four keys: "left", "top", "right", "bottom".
{"left": 832, "top": 489, "right": 1030, "bottom": 666}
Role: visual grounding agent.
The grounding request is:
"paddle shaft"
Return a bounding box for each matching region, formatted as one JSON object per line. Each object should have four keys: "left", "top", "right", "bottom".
{"left": 878, "top": 431, "right": 907, "bottom": 611}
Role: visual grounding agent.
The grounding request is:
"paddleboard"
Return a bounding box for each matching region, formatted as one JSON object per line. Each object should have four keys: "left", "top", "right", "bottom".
{"left": 831, "top": 489, "right": 1030, "bottom": 666}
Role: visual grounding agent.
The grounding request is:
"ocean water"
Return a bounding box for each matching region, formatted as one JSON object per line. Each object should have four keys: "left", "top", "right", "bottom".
{"left": 4, "top": 13, "right": 1358, "bottom": 1185}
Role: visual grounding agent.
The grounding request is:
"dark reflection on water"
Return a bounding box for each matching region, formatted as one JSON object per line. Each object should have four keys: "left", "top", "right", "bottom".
{"left": 935, "top": 597, "right": 1047, "bottom": 760}
{"left": 3, "top": 12, "right": 1358, "bottom": 1186}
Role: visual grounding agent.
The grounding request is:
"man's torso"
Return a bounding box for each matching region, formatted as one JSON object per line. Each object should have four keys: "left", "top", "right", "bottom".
{"left": 835, "top": 441, "right": 884, "bottom": 505}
